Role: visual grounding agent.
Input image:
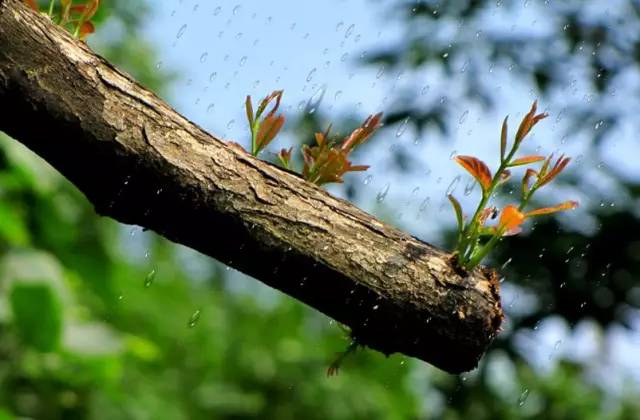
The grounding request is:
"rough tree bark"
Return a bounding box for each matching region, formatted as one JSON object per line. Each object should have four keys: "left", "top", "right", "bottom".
{"left": 0, "top": 0, "right": 503, "bottom": 373}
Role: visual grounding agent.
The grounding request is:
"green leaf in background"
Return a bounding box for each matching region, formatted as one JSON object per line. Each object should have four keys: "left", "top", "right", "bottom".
{"left": 0, "top": 408, "right": 14, "bottom": 420}
{"left": 0, "top": 201, "right": 29, "bottom": 246}
{"left": 9, "top": 282, "right": 63, "bottom": 352}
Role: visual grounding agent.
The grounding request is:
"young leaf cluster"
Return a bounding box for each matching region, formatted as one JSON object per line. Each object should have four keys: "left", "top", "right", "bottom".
{"left": 23, "top": 0, "right": 100, "bottom": 40}
{"left": 245, "top": 90, "right": 383, "bottom": 186}
{"left": 449, "top": 101, "right": 578, "bottom": 270}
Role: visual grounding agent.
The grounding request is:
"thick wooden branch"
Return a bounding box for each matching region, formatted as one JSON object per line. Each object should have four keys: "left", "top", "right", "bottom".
{"left": 0, "top": 0, "right": 503, "bottom": 373}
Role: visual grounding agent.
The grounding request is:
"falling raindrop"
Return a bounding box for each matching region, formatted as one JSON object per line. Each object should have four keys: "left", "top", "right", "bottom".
{"left": 518, "top": 389, "right": 530, "bottom": 407}
{"left": 306, "top": 85, "right": 326, "bottom": 114}
{"left": 395, "top": 117, "right": 410, "bottom": 137}
{"left": 459, "top": 110, "right": 469, "bottom": 124}
{"left": 188, "top": 309, "right": 201, "bottom": 328}
{"left": 306, "top": 67, "right": 317, "bottom": 82}
{"left": 446, "top": 175, "right": 461, "bottom": 195}
{"left": 345, "top": 23, "right": 355, "bottom": 38}
{"left": 419, "top": 197, "right": 430, "bottom": 212}
{"left": 376, "top": 65, "right": 385, "bottom": 79}
{"left": 176, "top": 24, "right": 188, "bottom": 39}
{"left": 144, "top": 269, "right": 156, "bottom": 288}
{"left": 376, "top": 183, "right": 390, "bottom": 203}
{"left": 464, "top": 179, "right": 475, "bottom": 196}
{"left": 554, "top": 340, "right": 562, "bottom": 350}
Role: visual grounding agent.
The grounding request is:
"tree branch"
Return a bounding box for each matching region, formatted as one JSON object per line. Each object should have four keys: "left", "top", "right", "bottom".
{"left": 0, "top": 0, "right": 502, "bottom": 373}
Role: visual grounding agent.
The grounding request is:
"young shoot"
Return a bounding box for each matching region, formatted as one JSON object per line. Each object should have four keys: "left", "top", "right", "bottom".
{"left": 449, "top": 101, "right": 578, "bottom": 271}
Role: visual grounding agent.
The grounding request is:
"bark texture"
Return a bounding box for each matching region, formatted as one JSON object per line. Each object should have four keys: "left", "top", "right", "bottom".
{"left": 0, "top": 0, "right": 503, "bottom": 373}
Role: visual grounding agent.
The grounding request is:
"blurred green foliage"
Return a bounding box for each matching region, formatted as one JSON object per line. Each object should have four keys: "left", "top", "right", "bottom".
{"left": 1, "top": 0, "right": 639, "bottom": 419}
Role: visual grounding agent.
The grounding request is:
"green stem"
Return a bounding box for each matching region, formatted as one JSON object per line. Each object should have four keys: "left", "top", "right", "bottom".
{"left": 48, "top": 0, "right": 55, "bottom": 17}
{"left": 250, "top": 121, "right": 259, "bottom": 156}
{"left": 465, "top": 185, "right": 539, "bottom": 270}
{"left": 457, "top": 144, "right": 519, "bottom": 263}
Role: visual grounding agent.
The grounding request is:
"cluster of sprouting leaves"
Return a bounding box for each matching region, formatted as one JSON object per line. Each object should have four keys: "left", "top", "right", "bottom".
{"left": 23, "top": 0, "right": 100, "bottom": 40}
{"left": 449, "top": 101, "right": 578, "bottom": 271}
{"left": 245, "top": 90, "right": 383, "bottom": 186}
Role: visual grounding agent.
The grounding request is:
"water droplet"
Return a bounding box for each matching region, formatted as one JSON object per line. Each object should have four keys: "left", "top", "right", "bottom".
{"left": 464, "top": 179, "right": 475, "bottom": 196}
{"left": 213, "top": 6, "right": 222, "bottom": 15}
{"left": 363, "top": 175, "right": 372, "bottom": 185}
{"left": 336, "top": 21, "right": 344, "bottom": 31}
{"left": 306, "top": 85, "right": 326, "bottom": 114}
{"left": 144, "top": 269, "right": 156, "bottom": 288}
{"left": 226, "top": 119, "right": 235, "bottom": 129}
{"left": 306, "top": 67, "right": 317, "bottom": 82}
{"left": 594, "top": 120, "right": 603, "bottom": 130}
{"left": 419, "top": 197, "right": 430, "bottom": 212}
{"left": 200, "top": 52, "right": 208, "bottom": 63}
{"left": 232, "top": 4, "right": 241, "bottom": 15}
{"left": 209, "top": 72, "right": 217, "bottom": 82}
{"left": 345, "top": 23, "right": 355, "bottom": 38}
{"left": 395, "top": 117, "right": 410, "bottom": 137}
{"left": 188, "top": 309, "right": 201, "bottom": 328}
{"left": 459, "top": 110, "right": 469, "bottom": 124}
{"left": 340, "top": 52, "right": 349, "bottom": 62}
{"left": 176, "top": 24, "right": 188, "bottom": 39}
{"left": 460, "top": 60, "right": 469, "bottom": 73}
{"left": 155, "top": 61, "right": 163, "bottom": 70}
{"left": 376, "top": 65, "right": 385, "bottom": 79}
{"left": 376, "top": 183, "right": 390, "bottom": 203}
{"left": 207, "top": 103, "right": 215, "bottom": 113}
{"left": 442, "top": 52, "right": 449, "bottom": 58}
{"left": 334, "top": 90, "right": 343, "bottom": 101}
{"left": 239, "top": 56, "right": 248, "bottom": 66}
{"left": 518, "top": 389, "right": 530, "bottom": 407}
{"left": 553, "top": 340, "right": 562, "bottom": 350}
{"left": 446, "top": 175, "right": 461, "bottom": 195}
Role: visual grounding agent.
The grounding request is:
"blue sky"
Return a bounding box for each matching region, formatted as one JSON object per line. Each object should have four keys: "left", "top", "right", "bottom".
{"left": 135, "top": 0, "right": 640, "bottom": 387}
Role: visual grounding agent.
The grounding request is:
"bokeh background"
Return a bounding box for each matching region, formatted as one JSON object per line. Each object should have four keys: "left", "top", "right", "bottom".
{"left": 1, "top": 0, "right": 640, "bottom": 418}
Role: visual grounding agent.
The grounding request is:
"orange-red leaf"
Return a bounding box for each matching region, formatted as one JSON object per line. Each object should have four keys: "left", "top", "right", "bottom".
{"left": 256, "top": 90, "right": 283, "bottom": 119}
{"left": 539, "top": 155, "right": 571, "bottom": 186}
{"left": 522, "top": 168, "right": 538, "bottom": 194}
{"left": 256, "top": 114, "right": 285, "bottom": 151}
{"left": 498, "top": 205, "right": 525, "bottom": 234}
{"left": 454, "top": 155, "right": 492, "bottom": 191}
{"left": 78, "top": 21, "right": 95, "bottom": 40}
{"left": 526, "top": 200, "right": 578, "bottom": 217}
{"left": 509, "top": 155, "right": 545, "bottom": 167}
{"left": 24, "top": 0, "right": 38, "bottom": 10}
{"left": 515, "top": 101, "right": 548, "bottom": 144}
{"left": 500, "top": 116, "right": 508, "bottom": 161}
{"left": 245, "top": 95, "right": 254, "bottom": 126}
{"left": 341, "top": 112, "right": 383, "bottom": 152}
{"left": 277, "top": 147, "right": 293, "bottom": 169}
{"left": 72, "top": 0, "right": 100, "bottom": 20}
